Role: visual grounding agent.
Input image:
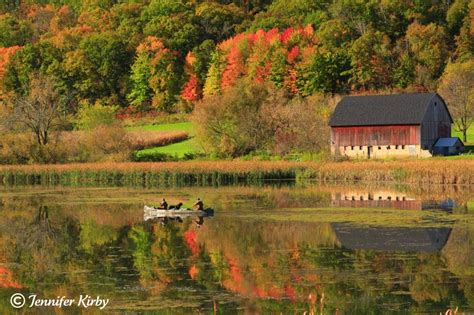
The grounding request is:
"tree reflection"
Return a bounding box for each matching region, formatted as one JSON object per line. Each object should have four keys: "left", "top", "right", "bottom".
{"left": 0, "top": 194, "right": 472, "bottom": 313}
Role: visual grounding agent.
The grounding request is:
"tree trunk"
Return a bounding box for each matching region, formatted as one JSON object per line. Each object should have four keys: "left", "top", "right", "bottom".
{"left": 36, "top": 131, "right": 42, "bottom": 146}
{"left": 463, "top": 129, "right": 467, "bottom": 143}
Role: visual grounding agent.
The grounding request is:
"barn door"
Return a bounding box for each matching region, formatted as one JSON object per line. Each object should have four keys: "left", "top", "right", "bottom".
{"left": 368, "top": 146, "right": 373, "bottom": 159}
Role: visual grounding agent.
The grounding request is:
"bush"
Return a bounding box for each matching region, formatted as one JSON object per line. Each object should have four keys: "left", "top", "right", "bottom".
{"left": 79, "top": 125, "right": 132, "bottom": 162}
{"left": 192, "top": 81, "right": 330, "bottom": 157}
{"left": 74, "top": 101, "right": 119, "bottom": 130}
{"left": 0, "top": 132, "right": 72, "bottom": 164}
{"left": 0, "top": 133, "right": 32, "bottom": 164}
{"left": 0, "top": 125, "right": 132, "bottom": 164}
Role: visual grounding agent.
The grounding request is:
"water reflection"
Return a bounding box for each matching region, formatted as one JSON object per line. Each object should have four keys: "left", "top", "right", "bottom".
{"left": 332, "top": 189, "right": 456, "bottom": 211}
{"left": 144, "top": 207, "right": 214, "bottom": 228}
{"left": 332, "top": 223, "right": 452, "bottom": 252}
{"left": 0, "top": 185, "right": 472, "bottom": 313}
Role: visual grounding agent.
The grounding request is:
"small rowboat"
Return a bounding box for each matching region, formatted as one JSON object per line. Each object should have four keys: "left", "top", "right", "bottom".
{"left": 143, "top": 205, "right": 214, "bottom": 220}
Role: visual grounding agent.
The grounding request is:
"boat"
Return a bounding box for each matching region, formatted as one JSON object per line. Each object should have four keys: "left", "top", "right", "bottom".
{"left": 143, "top": 206, "right": 214, "bottom": 221}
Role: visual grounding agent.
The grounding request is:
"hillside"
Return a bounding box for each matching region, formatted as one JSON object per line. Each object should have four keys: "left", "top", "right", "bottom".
{"left": 0, "top": 0, "right": 472, "bottom": 112}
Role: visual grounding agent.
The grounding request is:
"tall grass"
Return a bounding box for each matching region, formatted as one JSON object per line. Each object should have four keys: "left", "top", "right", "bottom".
{"left": 296, "top": 159, "right": 474, "bottom": 185}
{"left": 0, "top": 160, "right": 473, "bottom": 186}
{"left": 127, "top": 131, "right": 188, "bottom": 150}
{"left": 0, "top": 161, "right": 303, "bottom": 186}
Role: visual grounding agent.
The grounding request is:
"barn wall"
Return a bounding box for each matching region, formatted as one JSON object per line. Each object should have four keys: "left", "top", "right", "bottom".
{"left": 331, "top": 125, "right": 419, "bottom": 146}
{"left": 331, "top": 144, "right": 431, "bottom": 158}
{"left": 420, "top": 94, "right": 452, "bottom": 149}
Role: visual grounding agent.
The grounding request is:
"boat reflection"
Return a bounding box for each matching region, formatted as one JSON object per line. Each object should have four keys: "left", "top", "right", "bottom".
{"left": 144, "top": 208, "right": 214, "bottom": 228}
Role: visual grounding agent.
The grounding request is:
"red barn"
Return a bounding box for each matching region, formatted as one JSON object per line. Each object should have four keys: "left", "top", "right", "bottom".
{"left": 329, "top": 93, "right": 453, "bottom": 158}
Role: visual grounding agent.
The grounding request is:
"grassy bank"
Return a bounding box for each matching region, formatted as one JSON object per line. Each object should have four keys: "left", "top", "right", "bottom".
{"left": 127, "top": 122, "right": 204, "bottom": 161}
{"left": 0, "top": 160, "right": 473, "bottom": 186}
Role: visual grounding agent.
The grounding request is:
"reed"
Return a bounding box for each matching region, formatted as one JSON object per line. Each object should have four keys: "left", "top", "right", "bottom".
{"left": 0, "top": 160, "right": 473, "bottom": 186}
{"left": 297, "top": 159, "right": 474, "bottom": 185}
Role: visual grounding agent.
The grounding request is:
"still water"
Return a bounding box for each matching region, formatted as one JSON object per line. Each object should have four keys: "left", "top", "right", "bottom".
{"left": 0, "top": 184, "right": 473, "bottom": 314}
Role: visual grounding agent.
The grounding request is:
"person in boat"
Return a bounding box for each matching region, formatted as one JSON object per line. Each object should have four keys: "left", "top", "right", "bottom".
{"left": 195, "top": 216, "right": 204, "bottom": 228}
{"left": 169, "top": 202, "right": 183, "bottom": 210}
{"left": 156, "top": 198, "right": 168, "bottom": 210}
{"left": 193, "top": 198, "right": 204, "bottom": 211}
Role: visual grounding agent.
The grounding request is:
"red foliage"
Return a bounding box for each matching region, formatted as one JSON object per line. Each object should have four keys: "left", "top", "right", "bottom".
{"left": 221, "top": 47, "right": 244, "bottom": 90}
{"left": 287, "top": 46, "right": 300, "bottom": 64}
{"left": 285, "top": 285, "right": 297, "bottom": 300}
{"left": 254, "top": 62, "right": 272, "bottom": 84}
{"left": 227, "top": 257, "right": 242, "bottom": 291}
{"left": 280, "top": 28, "right": 294, "bottom": 43}
{"left": 189, "top": 264, "right": 199, "bottom": 279}
{"left": 265, "top": 28, "right": 280, "bottom": 43}
{"left": 183, "top": 230, "right": 199, "bottom": 256}
{"left": 0, "top": 46, "right": 22, "bottom": 80}
{"left": 0, "top": 266, "right": 22, "bottom": 289}
{"left": 302, "top": 24, "right": 314, "bottom": 37}
{"left": 284, "top": 69, "right": 299, "bottom": 94}
{"left": 181, "top": 75, "right": 201, "bottom": 102}
{"left": 137, "top": 36, "right": 168, "bottom": 57}
{"left": 185, "top": 52, "right": 196, "bottom": 67}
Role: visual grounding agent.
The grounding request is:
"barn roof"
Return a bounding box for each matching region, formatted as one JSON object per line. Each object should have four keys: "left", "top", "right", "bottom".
{"left": 434, "top": 137, "right": 463, "bottom": 147}
{"left": 329, "top": 93, "right": 446, "bottom": 126}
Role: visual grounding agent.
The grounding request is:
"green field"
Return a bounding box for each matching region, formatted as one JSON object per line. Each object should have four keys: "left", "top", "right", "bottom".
{"left": 127, "top": 122, "right": 195, "bottom": 135}
{"left": 452, "top": 126, "right": 474, "bottom": 144}
{"left": 129, "top": 122, "right": 203, "bottom": 159}
{"left": 135, "top": 138, "right": 203, "bottom": 159}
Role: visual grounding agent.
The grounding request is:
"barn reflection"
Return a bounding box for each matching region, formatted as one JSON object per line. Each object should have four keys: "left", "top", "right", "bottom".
{"left": 331, "top": 190, "right": 455, "bottom": 211}
{"left": 331, "top": 223, "right": 452, "bottom": 252}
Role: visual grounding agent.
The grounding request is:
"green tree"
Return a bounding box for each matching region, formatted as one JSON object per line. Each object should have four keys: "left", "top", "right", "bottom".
{"left": 64, "top": 32, "right": 134, "bottom": 105}
{"left": 454, "top": 14, "right": 474, "bottom": 62}
{"left": 406, "top": 22, "right": 449, "bottom": 85}
{"left": 446, "top": 0, "right": 470, "bottom": 36}
{"left": 298, "top": 49, "right": 350, "bottom": 95}
{"left": 128, "top": 36, "right": 181, "bottom": 112}
{"left": 438, "top": 61, "right": 474, "bottom": 143}
{"left": 0, "top": 13, "right": 31, "bottom": 47}
{"left": 203, "top": 49, "right": 223, "bottom": 97}
{"left": 349, "top": 29, "right": 393, "bottom": 90}
{"left": 191, "top": 40, "right": 216, "bottom": 83}
{"left": 127, "top": 53, "right": 153, "bottom": 110}
{"left": 195, "top": 2, "right": 245, "bottom": 42}
{"left": 73, "top": 101, "right": 118, "bottom": 130}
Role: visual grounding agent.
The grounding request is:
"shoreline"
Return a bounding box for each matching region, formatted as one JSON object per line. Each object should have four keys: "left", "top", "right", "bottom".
{"left": 0, "top": 160, "right": 473, "bottom": 186}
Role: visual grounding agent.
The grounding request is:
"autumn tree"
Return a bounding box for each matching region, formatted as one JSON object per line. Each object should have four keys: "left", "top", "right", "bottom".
{"left": 438, "top": 61, "right": 474, "bottom": 143}
{"left": 406, "top": 22, "right": 449, "bottom": 87}
{"left": 454, "top": 13, "right": 474, "bottom": 62}
{"left": 10, "top": 73, "right": 61, "bottom": 145}
{"left": 128, "top": 36, "right": 181, "bottom": 112}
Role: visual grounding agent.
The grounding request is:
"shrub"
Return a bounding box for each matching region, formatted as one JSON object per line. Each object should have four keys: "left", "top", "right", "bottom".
{"left": 192, "top": 80, "right": 330, "bottom": 157}
{"left": 74, "top": 101, "right": 119, "bottom": 130}
{"left": 0, "top": 133, "right": 32, "bottom": 164}
{"left": 80, "top": 125, "right": 132, "bottom": 162}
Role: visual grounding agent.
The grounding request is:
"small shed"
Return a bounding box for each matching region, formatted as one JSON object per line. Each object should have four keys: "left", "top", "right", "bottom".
{"left": 432, "top": 137, "right": 464, "bottom": 156}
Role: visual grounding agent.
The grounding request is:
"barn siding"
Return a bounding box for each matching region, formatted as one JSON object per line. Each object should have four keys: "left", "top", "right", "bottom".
{"left": 332, "top": 125, "right": 419, "bottom": 146}
{"left": 420, "top": 94, "right": 452, "bottom": 149}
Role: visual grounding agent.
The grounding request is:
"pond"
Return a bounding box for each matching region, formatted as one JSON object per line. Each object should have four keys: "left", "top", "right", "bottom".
{"left": 0, "top": 183, "right": 473, "bottom": 313}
